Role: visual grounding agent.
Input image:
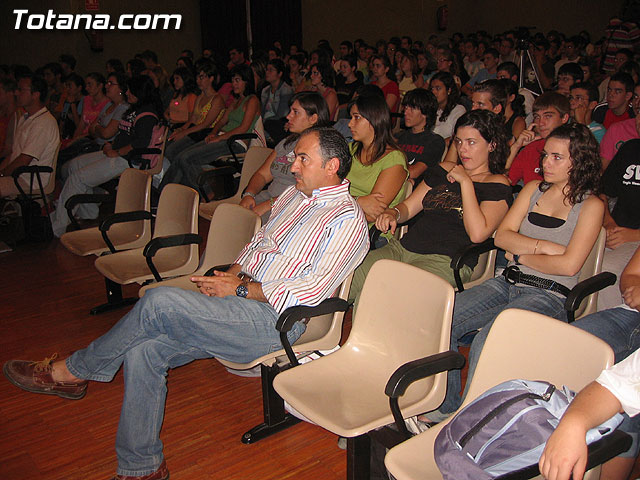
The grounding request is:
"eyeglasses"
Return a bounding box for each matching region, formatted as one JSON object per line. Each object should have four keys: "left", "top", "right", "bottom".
{"left": 197, "top": 73, "right": 208, "bottom": 79}
{"left": 106, "top": 81, "right": 119, "bottom": 87}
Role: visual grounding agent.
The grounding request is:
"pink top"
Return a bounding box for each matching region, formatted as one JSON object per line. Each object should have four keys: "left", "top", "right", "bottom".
{"left": 600, "top": 118, "right": 639, "bottom": 163}
{"left": 81, "top": 96, "right": 110, "bottom": 135}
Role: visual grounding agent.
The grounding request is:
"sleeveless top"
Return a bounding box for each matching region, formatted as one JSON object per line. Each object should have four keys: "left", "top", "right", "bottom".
{"left": 222, "top": 95, "right": 258, "bottom": 133}
{"left": 513, "top": 186, "right": 585, "bottom": 291}
{"left": 400, "top": 165, "right": 513, "bottom": 267}
{"left": 194, "top": 94, "right": 225, "bottom": 128}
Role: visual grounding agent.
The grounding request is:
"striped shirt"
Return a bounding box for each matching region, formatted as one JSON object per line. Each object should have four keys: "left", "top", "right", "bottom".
{"left": 235, "top": 180, "right": 369, "bottom": 314}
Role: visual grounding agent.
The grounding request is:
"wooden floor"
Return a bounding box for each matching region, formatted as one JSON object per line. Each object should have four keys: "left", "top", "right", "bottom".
{"left": 0, "top": 222, "right": 347, "bottom": 480}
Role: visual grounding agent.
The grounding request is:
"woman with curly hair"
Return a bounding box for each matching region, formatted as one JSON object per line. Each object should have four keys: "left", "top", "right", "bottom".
{"left": 431, "top": 122, "right": 605, "bottom": 420}
{"left": 349, "top": 109, "right": 513, "bottom": 304}
{"left": 430, "top": 71, "right": 466, "bottom": 144}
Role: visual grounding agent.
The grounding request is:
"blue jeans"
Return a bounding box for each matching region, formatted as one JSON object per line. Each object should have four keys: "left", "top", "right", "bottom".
{"left": 159, "top": 139, "right": 244, "bottom": 192}
{"left": 65, "top": 287, "right": 306, "bottom": 476}
{"left": 432, "top": 276, "right": 567, "bottom": 419}
{"left": 52, "top": 150, "right": 129, "bottom": 237}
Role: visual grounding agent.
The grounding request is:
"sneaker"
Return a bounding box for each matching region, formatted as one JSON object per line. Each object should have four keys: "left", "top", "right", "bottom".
{"left": 3, "top": 354, "right": 88, "bottom": 400}
{"left": 111, "top": 460, "right": 169, "bottom": 480}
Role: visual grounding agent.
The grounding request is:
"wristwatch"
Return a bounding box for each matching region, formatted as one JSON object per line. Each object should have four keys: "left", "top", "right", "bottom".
{"left": 241, "top": 191, "right": 256, "bottom": 199}
{"left": 236, "top": 272, "right": 251, "bottom": 298}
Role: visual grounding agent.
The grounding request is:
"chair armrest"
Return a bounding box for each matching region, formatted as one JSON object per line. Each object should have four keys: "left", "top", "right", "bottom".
{"left": 369, "top": 225, "right": 381, "bottom": 250}
{"left": 494, "top": 430, "right": 632, "bottom": 480}
{"left": 385, "top": 351, "right": 465, "bottom": 438}
{"left": 127, "top": 148, "right": 162, "bottom": 169}
{"left": 10, "top": 165, "right": 53, "bottom": 178}
{"left": 275, "top": 297, "right": 350, "bottom": 366}
{"left": 450, "top": 239, "right": 496, "bottom": 292}
{"left": 97, "top": 210, "right": 153, "bottom": 253}
{"left": 65, "top": 193, "right": 114, "bottom": 227}
{"left": 565, "top": 272, "right": 617, "bottom": 323}
{"left": 142, "top": 233, "right": 202, "bottom": 282}
{"left": 226, "top": 133, "right": 255, "bottom": 166}
{"left": 199, "top": 165, "right": 237, "bottom": 178}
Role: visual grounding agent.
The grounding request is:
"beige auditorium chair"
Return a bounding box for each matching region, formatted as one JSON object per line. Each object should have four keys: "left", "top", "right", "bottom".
{"left": 60, "top": 168, "right": 152, "bottom": 256}
{"left": 90, "top": 183, "right": 200, "bottom": 315}
{"left": 215, "top": 271, "right": 355, "bottom": 445}
{"left": 384, "top": 309, "right": 623, "bottom": 480}
{"left": 198, "top": 146, "right": 273, "bottom": 220}
{"left": 273, "top": 260, "right": 456, "bottom": 478}
{"left": 139, "top": 203, "right": 261, "bottom": 296}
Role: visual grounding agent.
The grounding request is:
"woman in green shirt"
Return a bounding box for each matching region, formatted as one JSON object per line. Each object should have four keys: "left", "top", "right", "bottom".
{"left": 347, "top": 93, "right": 408, "bottom": 226}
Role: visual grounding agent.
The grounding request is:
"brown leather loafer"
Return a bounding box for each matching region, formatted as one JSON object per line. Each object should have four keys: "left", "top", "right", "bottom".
{"left": 111, "top": 460, "right": 169, "bottom": 480}
{"left": 3, "top": 354, "right": 88, "bottom": 400}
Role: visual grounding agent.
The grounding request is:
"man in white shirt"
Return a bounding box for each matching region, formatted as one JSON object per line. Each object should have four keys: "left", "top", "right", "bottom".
{"left": 0, "top": 74, "right": 59, "bottom": 197}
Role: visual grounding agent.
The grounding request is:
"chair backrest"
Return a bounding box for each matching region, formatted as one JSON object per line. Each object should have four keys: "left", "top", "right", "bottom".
{"left": 463, "top": 308, "right": 614, "bottom": 409}
{"left": 153, "top": 183, "right": 200, "bottom": 263}
{"left": 43, "top": 143, "right": 60, "bottom": 196}
{"left": 250, "top": 116, "right": 267, "bottom": 148}
{"left": 234, "top": 146, "right": 273, "bottom": 201}
{"left": 142, "top": 124, "right": 169, "bottom": 176}
{"left": 347, "top": 259, "right": 455, "bottom": 411}
{"left": 111, "top": 168, "right": 152, "bottom": 240}
{"left": 574, "top": 227, "right": 607, "bottom": 318}
{"left": 199, "top": 203, "right": 261, "bottom": 270}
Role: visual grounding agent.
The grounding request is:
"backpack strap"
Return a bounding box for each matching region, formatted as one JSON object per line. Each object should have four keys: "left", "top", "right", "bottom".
{"left": 133, "top": 111, "right": 159, "bottom": 124}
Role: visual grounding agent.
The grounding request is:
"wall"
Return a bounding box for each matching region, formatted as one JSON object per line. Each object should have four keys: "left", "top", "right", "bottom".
{"left": 0, "top": 0, "right": 201, "bottom": 75}
{"left": 300, "top": 0, "right": 626, "bottom": 50}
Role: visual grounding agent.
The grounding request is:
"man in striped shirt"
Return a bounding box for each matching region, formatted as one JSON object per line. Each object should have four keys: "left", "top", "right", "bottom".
{"left": 4, "top": 127, "right": 369, "bottom": 480}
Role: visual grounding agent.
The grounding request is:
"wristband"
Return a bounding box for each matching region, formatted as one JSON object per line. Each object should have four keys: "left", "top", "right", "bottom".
{"left": 392, "top": 207, "right": 401, "bottom": 222}
{"left": 533, "top": 240, "right": 540, "bottom": 254}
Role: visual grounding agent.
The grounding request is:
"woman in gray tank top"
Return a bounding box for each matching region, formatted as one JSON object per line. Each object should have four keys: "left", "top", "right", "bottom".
{"left": 428, "top": 123, "right": 605, "bottom": 421}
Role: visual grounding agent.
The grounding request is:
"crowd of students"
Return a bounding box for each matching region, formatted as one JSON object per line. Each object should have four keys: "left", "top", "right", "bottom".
{"left": 1, "top": 23, "right": 640, "bottom": 480}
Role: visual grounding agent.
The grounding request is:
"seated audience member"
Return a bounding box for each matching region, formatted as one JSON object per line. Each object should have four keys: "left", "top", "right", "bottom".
{"left": 50, "top": 75, "right": 161, "bottom": 237}
{"left": 59, "top": 54, "right": 76, "bottom": 78}
{"left": 75, "top": 73, "right": 110, "bottom": 142}
{"left": 600, "top": 83, "right": 640, "bottom": 169}
{"left": 430, "top": 72, "right": 466, "bottom": 143}
{"left": 161, "top": 60, "right": 225, "bottom": 166}
{"left": 463, "top": 39, "right": 484, "bottom": 79}
{"left": 147, "top": 66, "right": 173, "bottom": 112}
{"left": 175, "top": 56, "right": 194, "bottom": 73}
{"left": 555, "top": 62, "right": 584, "bottom": 97}
{"left": 349, "top": 110, "right": 512, "bottom": 306}
{"left": 370, "top": 55, "right": 400, "bottom": 114}
{"left": 106, "top": 58, "right": 125, "bottom": 75}
{"left": 42, "top": 62, "right": 65, "bottom": 116}
{"left": 288, "top": 54, "right": 307, "bottom": 93}
{"left": 592, "top": 72, "right": 636, "bottom": 129}
{"left": 499, "top": 37, "right": 518, "bottom": 64}
{"left": 397, "top": 53, "right": 424, "bottom": 99}
{"left": 261, "top": 59, "right": 294, "bottom": 144}
{"left": 126, "top": 58, "right": 146, "bottom": 79}
{"left": 498, "top": 78, "right": 526, "bottom": 143}
{"left": 496, "top": 61, "right": 535, "bottom": 124}
{"left": 507, "top": 92, "right": 570, "bottom": 185}
{"left": 0, "top": 78, "right": 17, "bottom": 157}
{"left": 440, "top": 79, "right": 507, "bottom": 165}
{"left": 461, "top": 47, "right": 499, "bottom": 97}
{"left": 164, "top": 67, "right": 197, "bottom": 129}
{"left": 553, "top": 35, "right": 582, "bottom": 74}
{"left": 347, "top": 94, "right": 408, "bottom": 230}
{"left": 598, "top": 48, "right": 634, "bottom": 102}
{"left": 3, "top": 127, "right": 369, "bottom": 480}
{"left": 239, "top": 92, "right": 331, "bottom": 223}
{"left": 433, "top": 47, "right": 464, "bottom": 89}
{"left": 597, "top": 136, "right": 640, "bottom": 311}
{"left": 159, "top": 64, "right": 260, "bottom": 193}
{"left": 335, "top": 54, "right": 363, "bottom": 107}
{"left": 309, "top": 62, "right": 338, "bottom": 120}
{"left": 0, "top": 74, "right": 59, "bottom": 197}
{"left": 434, "top": 123, "right": 604, "bottom": 419}
{"left": 58, "top": 72, "right": 129, "bottom": 166}
{"left": 139, "top": 49, "right": 160, "bottom": 71}
{"left": 396, "top": 89, "right": 445, "bottom": 183}
{"left": 569, "top": 82, "right": 606, "bottom": 143}
{"left": 58, "top": 73, "right": 85, "bottom": 145}
{"left": 227, "top": 45, "right": 250, "bottom": 72}
{"left": 529, "top": 38, "right": 555, "bottom": 91}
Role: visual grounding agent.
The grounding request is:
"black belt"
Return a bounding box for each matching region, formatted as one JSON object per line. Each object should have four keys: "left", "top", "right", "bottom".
{"left": 502, "top": 265, "right": 571, "bottom": 297}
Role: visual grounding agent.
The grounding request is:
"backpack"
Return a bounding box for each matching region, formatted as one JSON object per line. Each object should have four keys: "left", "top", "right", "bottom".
{"left": 434, "top": 379, "right": 623, "bottom": 480}
{"left": 132, "top": 112, "right": 166, "bottom": 170}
